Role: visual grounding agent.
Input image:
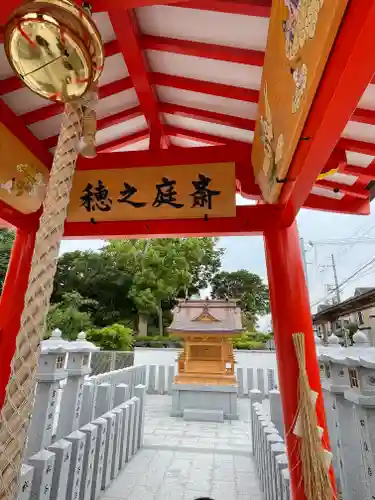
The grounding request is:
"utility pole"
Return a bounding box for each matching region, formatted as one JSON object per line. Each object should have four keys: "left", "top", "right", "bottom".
{"left": 300, "top": 238, "right": 309, "bottom": 291}
{"left": 331, "top": 253, "right": 341, "bottom": 303}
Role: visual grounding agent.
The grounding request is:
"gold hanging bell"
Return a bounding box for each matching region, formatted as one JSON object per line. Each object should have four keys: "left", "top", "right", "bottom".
{"left": 4, "top": 0, "right": 104, "bottom": 102}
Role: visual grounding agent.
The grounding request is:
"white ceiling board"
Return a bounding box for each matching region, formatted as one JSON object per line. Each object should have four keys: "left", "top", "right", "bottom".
{"left": 164, "top": 113, "right": 253, "bottom": 143}
{"left": 345, "top": 151, "right": 375, "bottom": 168}
{"left": 96, "top": 115, "right": 148, "bottom": 145}
{"left": 1, "top": 87, "right": 51, "bottom": 115}
{"left": 136, "top": 5, "right": 269, "bottom": 51}
{"left": 311, "top": 186, "right": 344, "bottom": 200}
{"left": 236, "top": 193, "right": 257, "bottom": 205}
{"left": 93, "top": 12, "right": 116, "bottom": 43}
{"left": 97, "top": 89, "right": 139, "bottom": 119}
{"left": 156, "top": 85, "right": 258, "bottom": 119}
{"left": 99, "top": 53, "right": 129, "bottom": 86}
{"left": 323, "top": 172, "right": 358, "bottom": 186}
{"left": 147, "top": 50, "right": 262, "bottom": 90}
{"left": 114, "top": 138, "right": 150, "bottom": 151}
{"left": 0, "top": 45, "right": 14, "bottom": 80}
{"left": 169, "top": 136, "right": 212, "bottom": 147}
{"left": 29, "top": 114, "right": 63, "bottom": 139}
{"left": 358, "top": 84, "right": 375, "bottom": 111}
{"left": 342, "top": 120, "right": 375, "bottom": 144}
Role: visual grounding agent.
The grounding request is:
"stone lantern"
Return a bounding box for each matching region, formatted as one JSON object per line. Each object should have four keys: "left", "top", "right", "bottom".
{"left": 26, "top": 329, "right": 69, "bottom": 456}
{"left": 56, "top": 332, "right": 99, "bottom": 439}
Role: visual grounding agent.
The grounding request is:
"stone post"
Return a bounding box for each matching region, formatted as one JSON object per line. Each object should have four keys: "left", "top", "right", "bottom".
{"left": 80, "top": 381, "right": 95, "bottom": 427}
{"left": 269, "top": 389, "right": 284, "bottom": 437}
{"left": 256, "top": 367, "right": 265, "bottom": 396}
{"left": 237, "top": 367, "right": 244, "bottom": 397}
{"left": 267, "top": 368, "right": 276, "bottom": 391}
{"left": 56, "top": 332, "right": 99, "bottom": 439}
{"left": 148, "top": 364, "right": 157, "bottom": 394}
{"left": 134, "top": 385, "right": 146, "bottom": 449}
{"left": 18, "top": 464, "right": 34, "bottom": 500}
{"left": 26, "top": 329, "right": 69, "bottom": 457}
{"left": 27, "top": 449, "right": 55, "bottom": 500}
{"left": 168, "top": 365, "right": 175, "bottom": 394}
{"left": 247, "top": 367, "right": 254, "bottom": 392}
{"left": 48, "top": 439, "right": 72, "bottom": 500}
{"left": 158, "top": 365, "right": 166, "bottom": 395}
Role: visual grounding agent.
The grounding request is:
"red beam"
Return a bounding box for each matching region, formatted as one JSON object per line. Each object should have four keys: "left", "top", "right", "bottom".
{"left": 0, "top": 200, "right": 40, "bottom": 230}
{"left": 280, "top": 0, "right": 375, "bottom": 224}
{"left": 0, "top": 40, "right": 120, "bottom": 97}
{"left": 77, "top": 143, "right": 251, "bottom": 169}
{"left": 314, "top": 179, "right": 369, "bottom": 199}
{"left": 42, "top": 105, "right": 143, "bottom": 150}
{"left": 151, "top": 72, "right": 259, "bottom": 102}
{"left": 142, "top": 34, "right": 264, "bottom": 66}
{"left": 338, "top": 137, "right": 375, "bottom": 156}
{"left": 109, "top": 9, "right": 168, "bottom": 149}
{"left": 303, "top": 193, "right": 370, "bottom": 215}
{"left": 63, "top": 204, "right": 281, "bottom": 238}
{"left": 21, "top": 77, "right": 133, "bottom": 125}
{"left": 0, "top": 99, "right": 52, "bottom": 167}
{"left": 166, "top": 125, "right": 250, "bottom": 147}
{"left": 161, "top": 102, "right": 255, "bottom": 130}
{"left": 97, "top": 129, "right": 149, "bottom": 153}
{"left": 175, "top": 0, "right": 271, "bottom": 17}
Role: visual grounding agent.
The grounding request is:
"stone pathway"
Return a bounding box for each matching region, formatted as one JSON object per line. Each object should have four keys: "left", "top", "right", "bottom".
{"left": 101, "top": 395, "right": 263, "bottom": 500}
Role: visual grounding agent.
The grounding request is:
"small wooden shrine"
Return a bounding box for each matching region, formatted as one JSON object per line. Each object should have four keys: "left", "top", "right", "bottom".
{"left": 169, "top": 299, "right": 243, "bottom": 386}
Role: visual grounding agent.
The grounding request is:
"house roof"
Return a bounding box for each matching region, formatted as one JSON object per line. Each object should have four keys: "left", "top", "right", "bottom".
{"left": 168, "top": 299, "right": 243, "bottom": 333}
{"left": 313, "top": 288, "right": 375, "bottom": 323}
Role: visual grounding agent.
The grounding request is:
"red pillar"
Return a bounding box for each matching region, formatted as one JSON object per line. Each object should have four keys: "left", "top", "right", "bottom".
{"left": 264, "top": 220, "right": 333, "bottom": 500}
{"left": 0, "top": 228, "right": 36, "bottom": 410}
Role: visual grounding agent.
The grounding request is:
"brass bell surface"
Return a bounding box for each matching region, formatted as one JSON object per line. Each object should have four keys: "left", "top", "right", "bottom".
{"left": 4, "top": 0, "right": 104, "bottom": 102}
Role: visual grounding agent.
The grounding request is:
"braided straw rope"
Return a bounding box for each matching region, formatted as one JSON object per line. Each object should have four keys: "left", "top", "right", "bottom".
{"left": 0, "top": 87, "right": 97, "bottom": 499}
{"left": 292, "top": 332, "right": 333, "bottom": 500}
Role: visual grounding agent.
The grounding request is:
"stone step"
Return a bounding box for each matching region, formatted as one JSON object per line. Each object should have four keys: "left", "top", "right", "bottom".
{"left": 183, "top": 408, "right": 224, "bottom": 422}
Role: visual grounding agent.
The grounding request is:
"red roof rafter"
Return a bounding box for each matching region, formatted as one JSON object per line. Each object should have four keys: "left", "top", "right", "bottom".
{"left": 0, "top": 99, "right": 52, "bottom": 167}
{"left": 174, "top": 0, "right": 271, "bottom": 17}
{"left": 142, "top": 35, "right": 264, "bottom": 66}
{"left": 303, "top": 193, "right": 369, "bottom": 215}
{"left": 166, "top": 125, "right": 250, "bottom": 147}
{"left": 151, "top": 72, "right": 259, "bottom": 102}
{"left": 351, "top": 107, "right": 375, "bottom": 125}
{"left": 314, "top": 179, "right": 369, "bottom": 199}
{"left": 161, "top": 102, "right": 255, "bottom": 130}
{"left": 0, "top": 200, "right": 40, "bottom": 231}
{"left": 338, "top": 137, "right": 375, "bottom": 156}
{"left": 341, "top": 163, "right": 375, "bottom": 182}
{"left": 108, "top": 9, "right": 169, "bottom": 149}
{"left": 90, "top": 0, "right": 187, "bottom": 12}
{"left": 21, "top": 77, "right": 133, "bottom": 125}
{"left": 97, "top": 129, "right": 149, "bottom": 153}
{"left": 42, "top": 105, "right": 143, "bottom": 150}
{"left": 280, "top": 0, "right": 375, "bottom": 223}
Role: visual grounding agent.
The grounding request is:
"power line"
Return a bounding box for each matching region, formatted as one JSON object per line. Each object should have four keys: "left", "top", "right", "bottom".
{"left": 311, "top": 254, "right": 375, "bottom": 308}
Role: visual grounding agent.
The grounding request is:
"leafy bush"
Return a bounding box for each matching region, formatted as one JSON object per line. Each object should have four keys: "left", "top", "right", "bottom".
{"left": 87, "top": 323, "right": 134, "bottom": 351}
{"left": 232, "top": 331, "right": 270, "bottom": 350}
{"left": 134, "top": 334, "right": 183, "bottom": 348}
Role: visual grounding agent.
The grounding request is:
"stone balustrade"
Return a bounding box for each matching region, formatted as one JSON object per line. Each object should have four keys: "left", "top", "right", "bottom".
{"left": 250, "top": 330, "right": 375, "bottom": 500}
{"left": 144, "top": 363, "right": 278, "bottom": 397}
{"left": 19, "top": 329, "right": 147, "bottom": 500}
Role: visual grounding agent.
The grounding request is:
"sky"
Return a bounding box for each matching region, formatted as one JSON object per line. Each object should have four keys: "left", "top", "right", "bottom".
{"left": 60, "top": 198, "right": 375, "bottom": 332}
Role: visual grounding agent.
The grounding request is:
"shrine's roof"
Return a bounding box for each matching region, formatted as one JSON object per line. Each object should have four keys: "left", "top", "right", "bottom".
{"left": 168, "top": 299, "right": 243, "bottom": 332}
{"left": 0, "top": 0, "right": 374, "bottom": 225}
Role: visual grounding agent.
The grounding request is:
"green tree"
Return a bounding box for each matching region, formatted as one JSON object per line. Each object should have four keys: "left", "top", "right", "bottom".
{"left": 87, "top": 323, "right": 134, "bottom": 351}
{"left": 211, "top": 270, "right": 269, "bottom": 329}
{"left": 52, "top": 250, "right": 135, "bottom": 327}
{"left": 0, "top": 229, "right": 15, "bottom": 294}
{"left": 47, "top": 291, "right": 95, "bottom": 339}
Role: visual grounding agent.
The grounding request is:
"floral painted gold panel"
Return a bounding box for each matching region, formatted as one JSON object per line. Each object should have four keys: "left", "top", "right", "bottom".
{"left": 251, "top": 0, "right": 348, "bottom": 204}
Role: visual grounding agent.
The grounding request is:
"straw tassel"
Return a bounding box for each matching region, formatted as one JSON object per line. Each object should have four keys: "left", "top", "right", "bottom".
{"left": 292, "top": 332, "right": 334, "bottom": 500}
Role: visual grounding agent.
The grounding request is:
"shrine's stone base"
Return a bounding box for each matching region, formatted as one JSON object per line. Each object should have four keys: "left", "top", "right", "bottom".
{"left": 171, "top": 383, "right": 239, "bottom": 420}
